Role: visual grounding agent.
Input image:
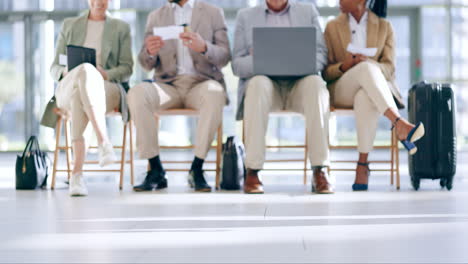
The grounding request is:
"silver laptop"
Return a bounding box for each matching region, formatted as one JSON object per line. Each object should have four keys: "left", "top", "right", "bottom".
{"left": 253, "top": 27, "right": 317, "bottom": 77}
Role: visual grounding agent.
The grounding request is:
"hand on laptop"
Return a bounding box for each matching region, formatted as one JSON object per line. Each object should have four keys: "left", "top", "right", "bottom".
{"left": 340, "top": 53, "right": 367, "bottom": 72}
{"left": 179, "top": 32, "right": 207, "bottom": 53}
{"left": 146, "top": 36, "right": 165, "bottom": 56}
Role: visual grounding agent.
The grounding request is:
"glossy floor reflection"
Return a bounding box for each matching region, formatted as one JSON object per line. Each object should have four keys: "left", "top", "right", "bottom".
{"left": 0, "top": 151, "right": 467, "bottom": 263}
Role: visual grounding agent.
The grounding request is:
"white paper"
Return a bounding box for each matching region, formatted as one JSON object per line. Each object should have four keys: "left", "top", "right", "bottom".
{"left": 59, "top": 54, "right": 68, "bottom": 66}
{"left": 346, "top": 44, "right": 377, "bottom": 57}
{"left": 153, "top": 26, "right": 184, "bottom": 40}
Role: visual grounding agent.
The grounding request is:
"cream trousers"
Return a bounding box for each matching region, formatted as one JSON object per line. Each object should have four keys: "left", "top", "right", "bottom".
{"left": 330, "top": 62, "right": 398, "bottom": 153}
{"left": 243, "top": 75, "right": 330, "bottom": 169}
{"left": 128, "top": 75, "right": 225, "bottom": 160}
{"left": 55, "top": 63, "right": 121, "bottom": 142}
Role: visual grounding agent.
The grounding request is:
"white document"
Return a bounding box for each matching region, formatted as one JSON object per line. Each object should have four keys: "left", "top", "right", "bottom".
{"left": 59, "top": 54, "right": 68, "bottom": 66}
{"left": 153, "top": 26, "right": 184, "bottom": 40}
{"left": 347, "top": 43, "right": 377, "bottom": 57}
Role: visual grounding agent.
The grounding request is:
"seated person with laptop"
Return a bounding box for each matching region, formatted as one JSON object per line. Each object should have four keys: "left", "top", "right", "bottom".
{"left": 50, "top": 0, "right": 133, "bottom": 197}
{"left": 232, "top": 0, "right": 333, "bottom": 194}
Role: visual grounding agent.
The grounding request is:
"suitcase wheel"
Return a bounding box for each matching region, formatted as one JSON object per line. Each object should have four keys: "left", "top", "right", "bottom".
{"left": 440, "top": 179, "right": 446, "bottom": 188}
{"left": 446, "top": 179, "right": 453, "bottom": 191}
{"left": 411, "top": 177, "right": 420, "bottom": 191}
{"left": 440, "top": 178, "right": 453, "bottom": 191}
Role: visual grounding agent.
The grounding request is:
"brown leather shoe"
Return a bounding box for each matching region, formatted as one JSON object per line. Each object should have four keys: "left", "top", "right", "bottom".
{"left": 244, "top": 169, "right": 264, "bottom": 194}
{"left": 312, "top": 167, "right": 334, "bottom": 194}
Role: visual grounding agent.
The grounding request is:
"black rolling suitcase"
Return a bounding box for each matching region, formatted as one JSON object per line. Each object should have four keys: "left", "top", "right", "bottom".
{"left": 408, "top": 81, "right": 457, "bottom": 190}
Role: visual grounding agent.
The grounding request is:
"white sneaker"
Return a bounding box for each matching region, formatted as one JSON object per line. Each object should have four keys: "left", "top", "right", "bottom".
{"left": 69, "top": 173, "right": 88, "bottom": 197}
{"left": 98, "top": 142, "right": 116, "bottom": 167}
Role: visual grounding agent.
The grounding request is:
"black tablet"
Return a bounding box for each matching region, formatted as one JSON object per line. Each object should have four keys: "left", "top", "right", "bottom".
{"left": 66, "top": 45, "right": 96, "bottom": 71}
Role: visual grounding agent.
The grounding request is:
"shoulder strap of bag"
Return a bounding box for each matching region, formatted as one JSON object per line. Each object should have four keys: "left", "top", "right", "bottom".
{"left": 32, "top": 136, "right": 41, "bottom": 152}
{"left": 40, "top": 170, "right": 49, "bottom": 189}
{"left": 39, "top": 149, "right": 52, "bottom": 189}
{"left": 28, "top": 136, "right": 41, "bottom": 154}
{"left": 226, "top": 136, "right": 235, "bottom": 151}
{"left": 21, "top": 136, "right": 36, "bottom": 158}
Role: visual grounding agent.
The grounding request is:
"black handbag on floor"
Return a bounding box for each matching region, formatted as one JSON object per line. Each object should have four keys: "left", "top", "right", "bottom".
{"left": 220, "top": 136, "right": 246, "bottom": 190}
{"left": 15, "top": 136, "right": 49, "bottom": 190}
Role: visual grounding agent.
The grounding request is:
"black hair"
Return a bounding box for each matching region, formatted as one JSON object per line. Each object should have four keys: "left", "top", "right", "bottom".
{"left": 368, "top": 0, "right": 387, "bottom": 18}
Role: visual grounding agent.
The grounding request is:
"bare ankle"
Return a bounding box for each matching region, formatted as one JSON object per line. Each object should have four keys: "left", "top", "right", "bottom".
{"left": 72, "top": 171, "right": 82, "bottom": 177}
{"left": 99, "top": 140, "right": 111, "bottom": 147}
{"left": 355, "top": 166, "right": 369, "bottom": 182}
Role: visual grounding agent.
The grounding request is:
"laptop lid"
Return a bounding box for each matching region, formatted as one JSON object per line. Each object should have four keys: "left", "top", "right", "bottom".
{"left": 253, "top": 27, "right": 317, "bottom": 77}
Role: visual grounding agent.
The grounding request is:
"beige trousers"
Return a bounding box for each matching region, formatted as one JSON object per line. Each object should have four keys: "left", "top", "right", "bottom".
{"left": 55, "top": 63, "right": 121, "bottom": 142}
{"left": 244, "top": 75, "right": 330, "bottom": 169}
{"left": 331, "top": 61, "right": 398, "bottom": 153}
{"left": 127, "top": 75, "right": 225, "bottom": 160}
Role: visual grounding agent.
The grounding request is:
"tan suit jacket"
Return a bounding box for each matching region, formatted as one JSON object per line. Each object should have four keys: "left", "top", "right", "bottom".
{"left": 323, "top": 11, "right": 404, "bottom": 108}
{"left": 138, "top": 2, "right": 231, "bottom": 91}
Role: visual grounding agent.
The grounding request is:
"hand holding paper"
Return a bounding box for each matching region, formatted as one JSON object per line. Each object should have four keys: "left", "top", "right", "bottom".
{"left": 340, "top": 52, "right": 367, "bottom": 73}
{"left": 145, "top": 36, "right": 165, "bottom": 56}
{"left": 347, "top": 43, "right": 377, "bottom": 57}
{"left": 153, "top": 26, "right": 184, "bottom": 40}
{"left": 152, "top": 25, "right": 207, "bottom": 54}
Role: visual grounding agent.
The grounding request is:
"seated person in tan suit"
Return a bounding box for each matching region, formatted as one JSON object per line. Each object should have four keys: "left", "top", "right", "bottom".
{"left": 232, "top": 0, "right": 333, "bottom": 194}
{"left": 129, "top": 0, "right": 231, "bottom": 192}
{"left": 50, "top": 0, "right": 133, "bottom": 197}
{"left": 324, "top": 0, "right": 425, "bottom": 191}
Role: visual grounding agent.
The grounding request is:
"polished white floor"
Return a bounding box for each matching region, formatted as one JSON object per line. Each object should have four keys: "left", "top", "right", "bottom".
{"left": 1, "top": 150, "right": 467, "bottom": 263}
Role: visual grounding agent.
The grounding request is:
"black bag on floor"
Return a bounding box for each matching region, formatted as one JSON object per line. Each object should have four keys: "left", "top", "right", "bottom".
{"left": 408, "top": 81, "right": 457, "bottom": 190}
{"left": 220, "top": 136, "right": 246, "bottom": 190}
{"left": 15, "top": 136, "right": 49, "bottom": 190}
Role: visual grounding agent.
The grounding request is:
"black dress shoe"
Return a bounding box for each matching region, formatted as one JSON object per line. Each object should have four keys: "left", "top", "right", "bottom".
{"left": 133, "top": 169, "right": 167, "bottom": 192}
{"left": 155, "top": 176, "right": 168, "bottom": 190}
{"left": 188, "top": 170, "right": 212, "bottom": 192}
